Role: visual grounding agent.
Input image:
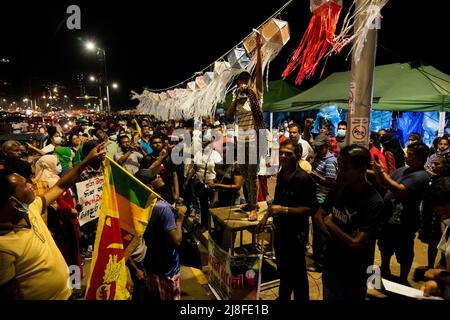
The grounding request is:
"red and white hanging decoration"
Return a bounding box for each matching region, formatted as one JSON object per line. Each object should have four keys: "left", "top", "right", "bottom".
{"left": 282, "top": 0, "right": 343, "bottom": 85}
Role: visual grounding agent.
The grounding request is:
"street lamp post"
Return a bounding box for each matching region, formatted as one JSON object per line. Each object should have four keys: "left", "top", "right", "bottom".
{"left": 89, "top": 75, "right": 103, "bottom": 113}
{"left": 85, "top": 41, "right": 111, "bottom": 114}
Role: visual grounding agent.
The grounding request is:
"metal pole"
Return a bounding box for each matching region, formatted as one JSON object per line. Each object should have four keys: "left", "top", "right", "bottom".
{"left": 269, "top": 112, "right": 273, "bottom": 134}
{"left": 438, "top": 111, "right": 446, "bottom": 136}
{"left": 99, "top": 85, "right": 103, "bottom": 113}
{"left": 346, "top": 0, "right": 378, "bottom": 149}
{"left": 101, "top": 49, "right": 111, "bottom": 115}
{"left": 106, "top": 84, "right": 111, "bottom": 115}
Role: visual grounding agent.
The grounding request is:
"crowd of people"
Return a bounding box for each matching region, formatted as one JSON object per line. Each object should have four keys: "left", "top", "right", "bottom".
{"left": 0, "top": 109, "right": 449, "bottom": 301}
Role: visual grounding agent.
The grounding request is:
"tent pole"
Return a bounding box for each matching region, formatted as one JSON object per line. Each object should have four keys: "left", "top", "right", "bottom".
{"left": 438, "top": 111, "right": 446, "bottom": 136}
{"left": 346, "top": 0, "right": 378, "bottom": 149}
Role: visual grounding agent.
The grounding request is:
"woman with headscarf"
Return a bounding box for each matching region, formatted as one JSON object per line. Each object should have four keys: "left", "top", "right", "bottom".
{"left": 54, "top": 146, "right": 73, "bottom": 175}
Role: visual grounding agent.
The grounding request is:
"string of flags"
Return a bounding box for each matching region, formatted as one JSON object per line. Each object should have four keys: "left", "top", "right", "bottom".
{"left": 132, "top": 0, "right": 387, "bottom": 120}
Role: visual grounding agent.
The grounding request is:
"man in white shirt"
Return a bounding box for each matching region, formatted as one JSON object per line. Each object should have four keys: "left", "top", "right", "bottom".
{"left": 288, "top": 123, "right": 314, "bottom": 162}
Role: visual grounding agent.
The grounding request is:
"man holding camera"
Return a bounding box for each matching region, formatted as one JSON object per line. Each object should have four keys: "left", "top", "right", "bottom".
{"left": 114, "top": 134, "right": 143, "bottom": 175}
{"left": 226, "top": 31, "right": 265, "bottom": 221}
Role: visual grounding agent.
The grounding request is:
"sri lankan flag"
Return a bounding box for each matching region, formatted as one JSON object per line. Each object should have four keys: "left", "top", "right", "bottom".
{"left": 85, "top": 156, "right": 160, "bottom": 300}
{"left": 131, "top": 118, "right": 142, "bottom": 138}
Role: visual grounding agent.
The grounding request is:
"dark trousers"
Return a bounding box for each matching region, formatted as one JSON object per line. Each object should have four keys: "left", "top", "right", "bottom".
{"left": 195, "top": 183, "right": 211, "bottom": 228}
{"left": 312, "top": 221, "right": 327, "bottom": 269}
{"left": 274, "top": 228, "right": 309, "bottom": 301}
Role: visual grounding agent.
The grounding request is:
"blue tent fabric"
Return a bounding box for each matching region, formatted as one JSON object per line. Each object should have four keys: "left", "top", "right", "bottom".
{"left": 370, "top": 111, "right": 392, "bottom": 132}
{"left": 397, "top": 112, "right": 424, "bottom": 144}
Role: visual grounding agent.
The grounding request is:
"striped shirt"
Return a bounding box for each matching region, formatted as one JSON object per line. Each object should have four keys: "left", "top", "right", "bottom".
{"left": 312, "top": 152, "right": 338, "bottom": 204}
{"left": 234, "top": 91, "right": 262, "bottom": 142}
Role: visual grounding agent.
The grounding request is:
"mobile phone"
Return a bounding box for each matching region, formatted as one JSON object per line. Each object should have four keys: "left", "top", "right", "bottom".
{"left": 374, "top": 155, "right": 379, "bottom": 162}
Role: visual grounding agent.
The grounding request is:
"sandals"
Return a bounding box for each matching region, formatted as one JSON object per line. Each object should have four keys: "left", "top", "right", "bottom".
{"left": 248, "top": 210, "right": 258, "bottom": 221}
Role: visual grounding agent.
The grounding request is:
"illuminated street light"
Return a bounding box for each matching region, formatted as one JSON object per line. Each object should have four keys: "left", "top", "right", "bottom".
{"left": 84, "top": 95, "right": 89, "bottom": 99}
{"left": 89, "top": 75, "right": 96, "bottom": 82}
{"left": 85, "top": 41, "right": 96, "bottom": 51}
{"left": 111, "top": 83, "right": 119, "bottom": 89}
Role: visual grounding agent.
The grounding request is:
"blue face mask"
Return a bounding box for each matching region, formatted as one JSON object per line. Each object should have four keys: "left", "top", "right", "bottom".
{"left": 10, "top": 196, "right": 30, "bottom": 216}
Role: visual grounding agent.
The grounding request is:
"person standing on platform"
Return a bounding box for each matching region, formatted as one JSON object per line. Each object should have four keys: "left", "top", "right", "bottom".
{"left": 226, "top": 31, "right": 265, "bottom": 222}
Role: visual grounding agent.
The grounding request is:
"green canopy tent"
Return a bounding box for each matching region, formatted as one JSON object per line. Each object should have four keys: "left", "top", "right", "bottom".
{"left": 266, "top": 63, "right": 450, "bottom": 113}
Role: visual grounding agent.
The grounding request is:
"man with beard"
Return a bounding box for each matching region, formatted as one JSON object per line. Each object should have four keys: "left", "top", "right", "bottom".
{"left": 114, "top": 135, "right": 143, "bottom": 175}
{"left": 140, "top": 135, "right": 179, "bottom": 204}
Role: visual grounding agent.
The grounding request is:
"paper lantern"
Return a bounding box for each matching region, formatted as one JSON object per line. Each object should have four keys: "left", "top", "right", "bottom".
{"left": 243, "top": 18, "right": 290, "bottom": 56}
{"left": 195, "top": 76, "right": 206, "bottom": 89}
{"left": 282, "top": 0, "right": 342, "bottom": 85}
{"left": 187, "top": 81, "right": 196, "bottom": 91}
{"left": 203, "top": 71, "right": 214, "bottom": 85}
{"left": 214, "top": 61, "right": 231, "bottom": 77}
{"left": 166, "top": 90, "right": 177, "bottom": 99}
{"left": 227, "top": 48, "right": 249, "bottom": 69}
{"left": 262, "top": 18, "right": 290, "bottom": 46}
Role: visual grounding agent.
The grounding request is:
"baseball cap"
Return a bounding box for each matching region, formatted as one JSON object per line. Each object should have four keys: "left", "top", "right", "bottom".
{"left": 314, "top": 135, "right": 329, "bottom": 147}
{"left": 135, "top": 169, "right": 158, "bottom": 185}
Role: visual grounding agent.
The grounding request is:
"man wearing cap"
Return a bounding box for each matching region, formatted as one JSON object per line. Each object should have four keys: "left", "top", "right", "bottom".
{"left": 225, "top": 32, "right": 264, "bottom": 221}
{"left": 310, "top": 134, "right": 338, "bottom": 272}
{"left": 134, "top": 169, "right": 186, "bottom": 300}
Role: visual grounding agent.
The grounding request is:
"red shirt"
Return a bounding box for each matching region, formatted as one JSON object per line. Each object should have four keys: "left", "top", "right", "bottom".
{"left": 370, "top": 146, "right": 388, "bottom": 170}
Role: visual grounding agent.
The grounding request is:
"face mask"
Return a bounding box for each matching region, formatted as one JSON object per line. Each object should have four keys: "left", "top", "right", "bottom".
{"left": 109, "top": 134, "right": 117, "bottom": 142}
{"left": 337, "top": 129, "right": 346, "bottom": 138}
{"left": 149, "top": 131, "right": 154, "bottom": 136}
{"left": 283, "top": 123, "right": 288, "bottom": 128}
{"left": 227, "top": 130, "right": 235, "bottom": 138}
{"left": 54, "top": 136, "right": 63, "bottom": 145}
{"left": 56, "top": 164, "right": 63, "bottom": 174}
{"left": 10, "top": 196, "right": 30, "bottom": 216}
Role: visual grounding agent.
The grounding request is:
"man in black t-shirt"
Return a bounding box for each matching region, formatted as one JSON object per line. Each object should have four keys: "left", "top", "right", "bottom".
{"left": 315, "top": 145, "right": 383, "bottom": 300}
{"left": 258, "top": 140, "right": 317, "bottom": 301}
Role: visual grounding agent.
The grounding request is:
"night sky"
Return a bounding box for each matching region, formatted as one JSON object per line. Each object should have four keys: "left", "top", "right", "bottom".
{"left": 0, "top": 0, "right": 448, "bottom": 110}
